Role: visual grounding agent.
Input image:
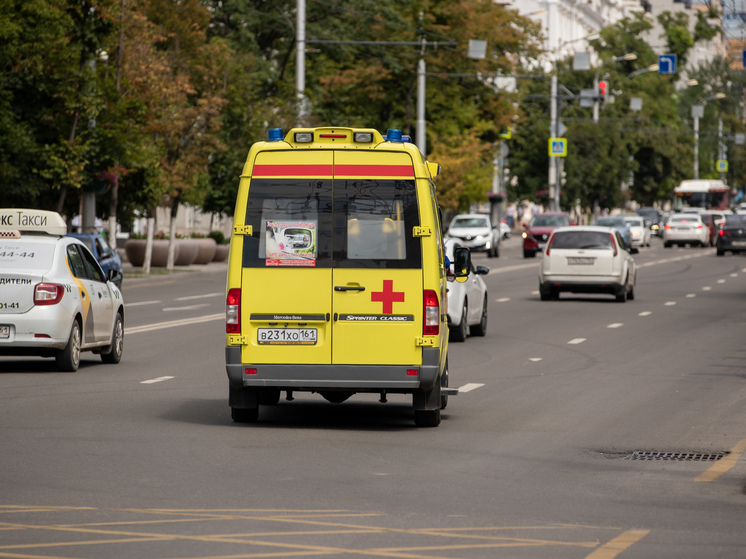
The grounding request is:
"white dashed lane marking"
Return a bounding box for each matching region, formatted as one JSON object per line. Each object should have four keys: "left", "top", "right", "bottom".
{"left": 141, "top": 376, "right": 175, "bottom": 384}
{"left": 126, "top": 300, "right": 161, "bottom": 307}
{"left": 175, "top": 293, "right": 223, "bottom": 301}
{"left": 639, "top": 311, "right": 652, "bottom": 316}
{"left": 568, "top": 338, "right": 586, "bottom": 345}
{"left": 458, "top": 383, "right": 485, "bottom": 393}
{"left": 607, "top": 323, "right": 623, "bottom": 329}
{"left": 664, "top": 302, "right": 677, "bottom": 306}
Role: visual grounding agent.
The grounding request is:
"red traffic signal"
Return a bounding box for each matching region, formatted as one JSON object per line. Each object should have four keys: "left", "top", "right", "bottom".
{"left": 598, "top": 80, "right": 608, "bottom": 97}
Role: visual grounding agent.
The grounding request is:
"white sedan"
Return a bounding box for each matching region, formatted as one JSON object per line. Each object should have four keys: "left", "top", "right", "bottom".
{"left": 662, "top": 214, "right": 710, "bottom": 247}
{"left": 539, "top": 226, "right": 638, "bottom": 302}
{"left": 0, "top": 209, "right": 125, "bottom": 371}
{"left": 445, "top": 239, "right": 489, "bottom": 341}
{"left": 623, "top": 215, "right": 651, "bottom": 247}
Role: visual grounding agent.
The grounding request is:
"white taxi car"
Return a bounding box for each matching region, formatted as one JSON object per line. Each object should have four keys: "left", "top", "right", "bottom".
{"left": 539, "top": 226, "right": 638, "bottom": 302}
{"left": 622, "top": 214, "right": 651, "bottom": 247}
{"left": 444, "top": 239, "right": 489, "bottom": 342}
{"left": 0, "top": 209, "right": 124, "bottom": 371}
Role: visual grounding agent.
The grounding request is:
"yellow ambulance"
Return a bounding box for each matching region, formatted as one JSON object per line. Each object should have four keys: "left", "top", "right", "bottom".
{"left": 224, "top": 127, "right": 471, "bottom": 427}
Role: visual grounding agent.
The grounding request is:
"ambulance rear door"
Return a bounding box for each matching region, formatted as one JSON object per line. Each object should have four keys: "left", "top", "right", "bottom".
{"left": 239, "top": 150, "right": 334, "bottom": 365}
{"left": 331, "top": 150, "right": 423, "bottom": 366}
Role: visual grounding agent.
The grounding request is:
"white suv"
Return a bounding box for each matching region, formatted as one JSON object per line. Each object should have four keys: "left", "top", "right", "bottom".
{"left": 445, "top": 214, "right": 500, "bottom": 257}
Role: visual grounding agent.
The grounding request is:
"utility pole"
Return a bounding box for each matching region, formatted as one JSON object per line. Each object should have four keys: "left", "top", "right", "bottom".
{"left": 296, "top": 0, "right": 306, "bottom": 126}
{"left": 548, "top": 73, "right": 559, "bottom": 212}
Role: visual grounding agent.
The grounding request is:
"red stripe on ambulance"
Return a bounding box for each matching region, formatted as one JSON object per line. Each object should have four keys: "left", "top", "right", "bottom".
{"left": 253, "top": 164, "right": 333, "bottom": 176}
{"left": 334, "top": 165, "right": 414, "bottom": 177}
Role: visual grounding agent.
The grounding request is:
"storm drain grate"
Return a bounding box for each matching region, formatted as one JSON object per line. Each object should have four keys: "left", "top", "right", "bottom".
{"left": 621, "top": 451, "right": 728, "bottom": 461}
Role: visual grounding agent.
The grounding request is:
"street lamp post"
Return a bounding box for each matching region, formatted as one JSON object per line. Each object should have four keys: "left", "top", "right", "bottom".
{"left": 693, "top": 93, "right": 726, "bottom": 179}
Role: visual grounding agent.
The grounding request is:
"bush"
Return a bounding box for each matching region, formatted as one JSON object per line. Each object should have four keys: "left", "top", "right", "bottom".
{"left": 208, "top": 230, "right": 226, "bottom": 244}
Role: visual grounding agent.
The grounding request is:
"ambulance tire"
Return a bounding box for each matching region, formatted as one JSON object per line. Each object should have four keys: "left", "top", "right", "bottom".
{"left": 258, "top": 388, "right": 281, "bottom": 405}
{"left": 440, "top": 360, "right": 449, "bottom": 410}
{"left": 414, "top": 409, "right": 441, "bottom": 428}
{"left": 231, "top": 407, "right": 258, "bottom": 423}
{"left": 414, "top": 382, "right": 442, "bottom": 427}
{"left": 55, "top": 319, "right": 81, "bottom": 372}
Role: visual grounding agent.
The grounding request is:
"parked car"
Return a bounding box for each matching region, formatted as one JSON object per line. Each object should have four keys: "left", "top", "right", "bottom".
{"left": 66, "top": 233, "right": 123, "bottom": 288}
{"left": 539, "top": 226, "right": 638, "bottom": 302}
{"left": 0, "top": 209, "right": 125, "bottom": 371}
{"left": 445, "top": 214, "right": 500, "bottom": 257}
{"left": 662, "top": 214, "right": 710, "bottom": 247}
{"left": 716, "top": 214, "right": 746, "bottom": 256}
{"left": 593, "top": 216, "right": 633, "bottom": 247}
{"left": 444, "top": 239, "right": 489, "bottom": 342}
{"left": 635, "top": 207, "right": 663, "bottom": 236}
{"left": 622, "top": 215, "right": 651, "bottom": 248}
{"left": 522, "top": 212, "right": 571, "bottom": 258}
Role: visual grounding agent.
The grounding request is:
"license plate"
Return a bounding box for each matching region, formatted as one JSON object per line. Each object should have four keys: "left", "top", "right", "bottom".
{"left": 0, "top": 325, "right": 9, "bottom": 339}
{"left": 732, "top": 241, "right": 746, "bottom": 247}
{"left": 567, "top": 257, "right": 594, "bottom": 265}
{"left": 258, "top": 328, "right": 317, "bottom": 345}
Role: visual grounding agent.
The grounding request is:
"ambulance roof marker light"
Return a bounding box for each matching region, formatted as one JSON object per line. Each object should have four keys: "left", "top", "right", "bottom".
{"left": 386, "top": 129, "right": 403, "bottom": 142}
{"left": 267, "top": 128, "right": 284, "bottom": 142}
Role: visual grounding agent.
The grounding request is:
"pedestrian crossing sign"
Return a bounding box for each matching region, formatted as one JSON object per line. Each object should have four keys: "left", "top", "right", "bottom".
{"left": 549, "top": 138, "right": 567, "bottom": 157}
{"left": 716, "top": 160, "right": 728, "bottom": 172}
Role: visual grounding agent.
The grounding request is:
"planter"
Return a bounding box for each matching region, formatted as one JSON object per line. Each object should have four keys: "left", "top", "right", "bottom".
{"left": 193, "top": 237, "right": 217, "bottom": 264}
{"left": 213, "top": 244, "right": 229, "bottom": 262}
{"left": 174, "top": 239, "right": 198, "bottom": 266}
{"left": 124, "top": 239, "right": 175, "bottom": 268}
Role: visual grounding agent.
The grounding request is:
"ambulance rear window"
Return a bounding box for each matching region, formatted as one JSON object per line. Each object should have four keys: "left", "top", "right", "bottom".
{"left": 241, "top": 178, "right": 421, "bottom": 269}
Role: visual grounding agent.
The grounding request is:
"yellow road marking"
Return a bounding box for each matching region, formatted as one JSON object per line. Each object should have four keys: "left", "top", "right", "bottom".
{"left": 585, "top": 530, "right": 650, "bottom": 558}
{"left": 694, "top": 438, "right": 746, "bottom": 482}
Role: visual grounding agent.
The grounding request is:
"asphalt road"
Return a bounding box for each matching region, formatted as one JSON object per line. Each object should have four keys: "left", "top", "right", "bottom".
{"left": 1, "top": 233, "right": 745, "bottom": 558}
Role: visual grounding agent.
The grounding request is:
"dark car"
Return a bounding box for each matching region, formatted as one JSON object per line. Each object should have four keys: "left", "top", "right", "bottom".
{"left": 716, "top": 214, "right": 746, "bottom": 256}
{"left": 635, "top": 207, "right": 663, "bottom": 236}
{"left": 66, "top": 233, "right": 123, "bottom": 288}
{"left": 522, "top": 212, "right": 571, "bottom": 258}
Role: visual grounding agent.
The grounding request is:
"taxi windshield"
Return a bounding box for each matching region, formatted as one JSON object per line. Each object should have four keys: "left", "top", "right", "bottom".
{"left": 451, "top": 217, "right": 488, "bottom": 229}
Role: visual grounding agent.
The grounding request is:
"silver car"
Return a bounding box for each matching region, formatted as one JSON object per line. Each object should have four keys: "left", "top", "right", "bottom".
{"left": 445, "top": 214, "right": 500, "bottom": 257}
{"left": 0, "top": 209, "right": 124, "bottom": 371}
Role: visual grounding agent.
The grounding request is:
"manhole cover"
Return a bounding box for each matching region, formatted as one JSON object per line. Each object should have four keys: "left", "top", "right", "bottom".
{"left": 621, "top": 451, "right": 728, "bottom": 461}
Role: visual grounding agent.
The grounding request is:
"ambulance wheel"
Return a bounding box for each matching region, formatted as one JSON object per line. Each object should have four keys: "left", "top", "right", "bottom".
{"left": 440, "top": 359, "right": 449, "bottom": 410}
{"left": 321, "top": 391, "right": 353, "bottom": 404}
{"left": 101, "top": 312, "right": 124, "bottom": 364}
{"left": 55, "top": 319, "right": 81, "bottom": 372}
{"left": 449, "top": 300, "right": 468, "bottom": 342}
{"left": 258, "top": 387, "right": 281, "bottom": 405}
{"left": 414, "top": 409, "right": 441, "bottom": 427}
{"left": 231, "top": 407, "right": 258, "bottom": 423}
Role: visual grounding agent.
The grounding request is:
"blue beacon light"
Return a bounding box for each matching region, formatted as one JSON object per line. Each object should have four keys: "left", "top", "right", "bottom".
{"left": 268, "top": 128, "right": 284, "bottom": 142}
{"left": 386, "top": 129, "right": 403, "bottom": 142}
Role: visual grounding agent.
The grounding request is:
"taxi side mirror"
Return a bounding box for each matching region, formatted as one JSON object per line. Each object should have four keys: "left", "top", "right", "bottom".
{"left": 108, "top": 269, "right": 123, "bottom": 285}
{"left": 453, "top": 247, "right": 471, "bottom": 283}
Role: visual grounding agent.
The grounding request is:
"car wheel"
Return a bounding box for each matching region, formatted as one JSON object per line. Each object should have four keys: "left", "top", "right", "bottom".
{"left": 716, "top": 246, "right": 725, "bottom": 256}
{"left": 231, "top": 407, "right": 258, "bottom": 423}
{"left": 539, "top": 285, "right": 551, "bottom": 301}
{"left": 450, "top": 299, "right": 468, "bottom": 342}
{"left": 101, "top": 312, "right": 124, "bottom": 364}
{"left": 615, "top": 278, "right": 628, "bottom": 303}
{"left": 55, "top": 319, "right": 81, "bottom": 372}
{"left": 628, "top": 283, "right": 635, "bottom": 301}
{"left": 664, "top": 242, "right": 672, "bottom": 248}
{"left": 470, "top": 295, "right": 488, "bottom": 337}
{"left": 523, "top": 249, "right": 535, "bottom": 258}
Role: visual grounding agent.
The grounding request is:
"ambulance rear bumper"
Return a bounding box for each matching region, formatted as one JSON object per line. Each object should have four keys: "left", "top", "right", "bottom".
{"left": 225, "top": 346, "right": 441, "bottom": 392}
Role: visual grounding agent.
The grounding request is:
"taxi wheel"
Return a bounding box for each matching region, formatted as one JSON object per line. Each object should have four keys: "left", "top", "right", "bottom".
{"left": 449, "top": 300, "right": 468, "bottom": 342}
{"left": 101, "top": 313, "right": 124, "bottom": 364}
{"left": 56, "top": 320, "right": 81, "bottom": 372}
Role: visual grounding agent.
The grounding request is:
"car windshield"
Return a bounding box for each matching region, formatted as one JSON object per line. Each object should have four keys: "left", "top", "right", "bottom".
{"left": 724, "top": 215, "right": 746, "bottom": 225}
{"left": 550, "top": 231, "right": 613, "bottom": 250}
{"left": 624, "top": 217, "right": 644, "bottom": 227}
{"left": 670, "top": 215, "right": 700, "bottom": 223}
{"left": 530, "top": 215, "right": 568, "bottom": 227}
{"left": 595, "top": 218, "right": 625, "bottom": 227}
{"left": 451, "top": 217, "right": 488, "bottom": 228}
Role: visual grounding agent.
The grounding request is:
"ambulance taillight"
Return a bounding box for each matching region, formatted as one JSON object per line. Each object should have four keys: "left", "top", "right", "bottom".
{"left": 423, "top": 290, "right": 439, "bottom": 335}
{"left": 226, "top": 289, "right": 241, "bottom": 333}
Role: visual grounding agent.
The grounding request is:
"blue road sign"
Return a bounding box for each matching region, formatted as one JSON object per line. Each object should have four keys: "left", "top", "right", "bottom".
{"left": 743, "top": 50, "right": 746, "bottom": 69}
{"left": 548, "top": 138, "right": 567, "bottom": 157}
{"left": 659, "top": 54, "right": 677, "bottom": 74}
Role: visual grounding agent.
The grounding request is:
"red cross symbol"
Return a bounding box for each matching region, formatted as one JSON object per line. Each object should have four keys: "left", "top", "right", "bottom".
{"left": 371, "top": 280, "right": 405, "bottom": 314}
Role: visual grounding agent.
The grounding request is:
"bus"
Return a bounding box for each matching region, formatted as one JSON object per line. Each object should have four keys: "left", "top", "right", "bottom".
{"left": 673, "top": 179, "right": 731, "bottom": 210}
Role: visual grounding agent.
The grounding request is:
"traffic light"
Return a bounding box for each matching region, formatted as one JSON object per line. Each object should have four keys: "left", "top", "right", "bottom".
{"left": 598, "top": 80, "right": 608, "bottom": 101}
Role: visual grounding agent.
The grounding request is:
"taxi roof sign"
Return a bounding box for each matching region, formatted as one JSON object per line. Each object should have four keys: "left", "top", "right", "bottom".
{"left": 0, "top": 209, "right": 67, "bottom": 235}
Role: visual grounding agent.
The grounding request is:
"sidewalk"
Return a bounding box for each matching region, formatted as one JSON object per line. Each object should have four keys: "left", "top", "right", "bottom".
{"left": 118, "top": 249, "right": 228, "bottom": 280}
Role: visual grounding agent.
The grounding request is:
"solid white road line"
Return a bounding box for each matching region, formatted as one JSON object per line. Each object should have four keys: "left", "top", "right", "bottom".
{"left": 141, "top": 376, "right": 175, "bottom": 384}
{"left": 163, "top": 304, "right": 210, "bottom": 311}
{"left": 458, "top": 383, "right": 485, "bottom": 393}
{"left": 175, "top": 293, "right": 223, "bottom": 301}
{"left": 126, "top": 300, "right": 162, "bottom": 307}
{"left": 125, "top": 313, "right": 224, "bottom": 335}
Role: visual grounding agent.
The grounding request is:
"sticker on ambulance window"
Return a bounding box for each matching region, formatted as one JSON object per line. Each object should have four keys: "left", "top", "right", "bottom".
{"left": 265, "top": 220, "right": 317, "bottom": 267}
